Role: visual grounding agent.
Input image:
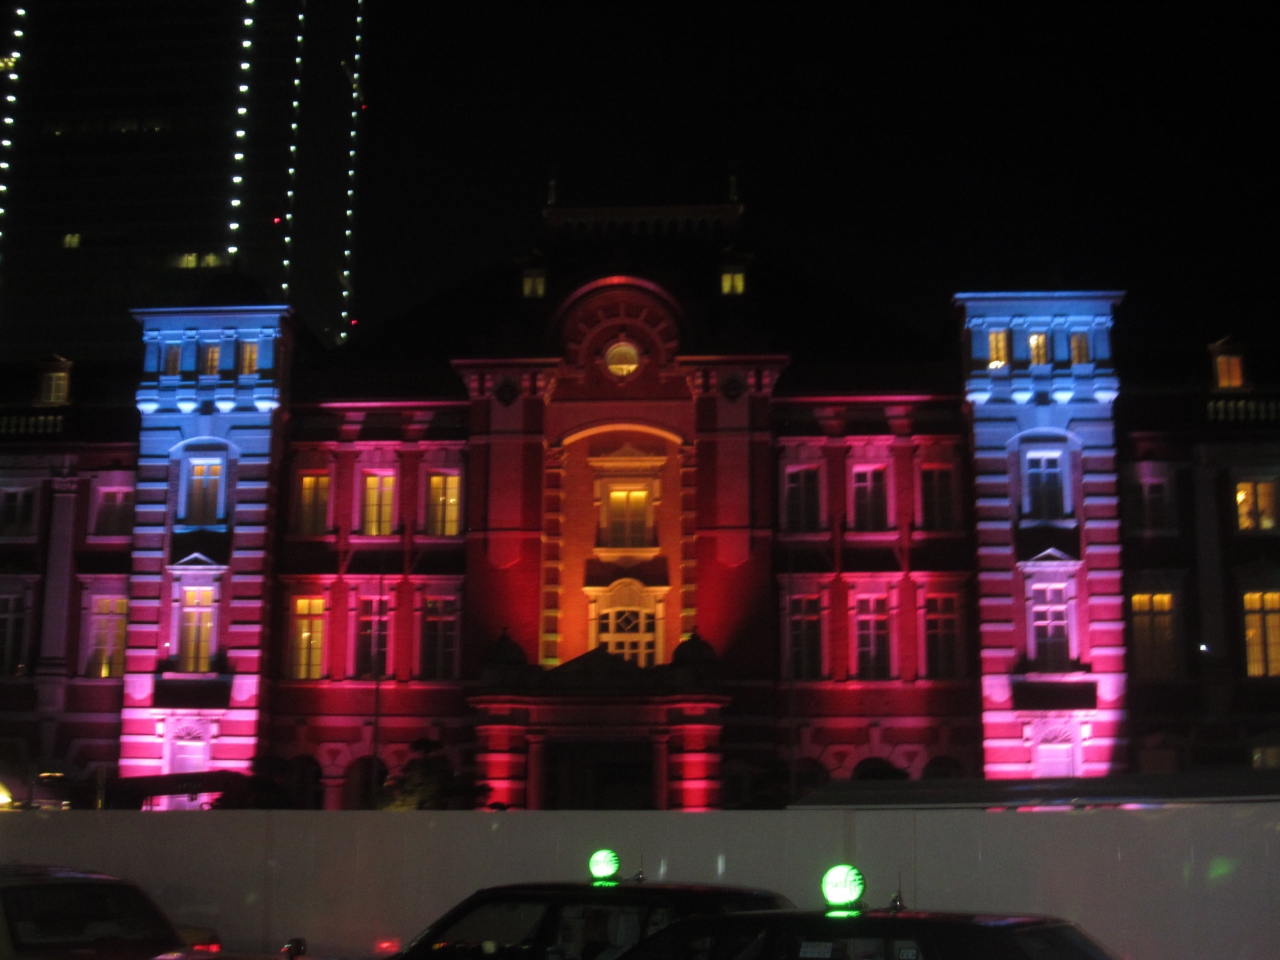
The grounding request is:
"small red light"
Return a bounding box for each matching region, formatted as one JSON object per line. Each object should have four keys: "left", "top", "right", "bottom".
{"left": 375, "top": 939, "right": 400, "bottom": 955}
{"left": 192, "top": 944, "right": 221, "bottom": 953}
{"left": 273, "top": 217, "right": 282, "bottom": 224}
{"left": 350, "top": 319, "right": 358, "bottom": 325}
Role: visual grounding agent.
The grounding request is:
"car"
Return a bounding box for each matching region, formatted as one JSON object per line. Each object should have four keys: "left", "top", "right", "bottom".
{"left": 394, "top": 850, "right": 793, "bottom": 960}
{"left": 0, "top": 865, "right": 195, "bottom": 960}
{"left": 614, "top": 910, "right": 1120, "bottom": 960}
{"left": 614, "top": 865, "right": 1118, "bottom": 960}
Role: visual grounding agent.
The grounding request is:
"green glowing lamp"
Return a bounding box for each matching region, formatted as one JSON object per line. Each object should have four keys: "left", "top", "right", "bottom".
{"left": 589, "top": 848, "right": 621, "bottom": 881}
{"left": 821, "top": 865, "right": 865, "bottom": 907}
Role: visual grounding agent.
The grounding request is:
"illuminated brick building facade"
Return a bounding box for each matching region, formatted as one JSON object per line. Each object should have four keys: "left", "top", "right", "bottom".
{"left": 2, "top": 205, "right": 1278, "bottom": 809}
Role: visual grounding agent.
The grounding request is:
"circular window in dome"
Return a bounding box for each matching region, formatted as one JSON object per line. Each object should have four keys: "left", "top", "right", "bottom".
{"left": 604, "top": 340, "right": 640, "bottom": 378}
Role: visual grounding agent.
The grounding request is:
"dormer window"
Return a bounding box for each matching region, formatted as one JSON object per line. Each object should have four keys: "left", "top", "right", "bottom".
{"left": 987, "top": 330, "right": 1009, "bottom": 369}
{"left": 1028, "top": 332, "right": 1050, "bottom": 365}
{"left": 604, "top": 340, "right": 640, "bottom": 379}
{"left": 522, "top": 269, "right": 546, "bottom": 299}
{"left": 39, "top": 371, "right": 69, "bottom": 405}
{"left": 1216, "top": 353, "right": 1244, "bottom": 389}
{"left": 720, "top": 269, "right": 745, "bottom": 296}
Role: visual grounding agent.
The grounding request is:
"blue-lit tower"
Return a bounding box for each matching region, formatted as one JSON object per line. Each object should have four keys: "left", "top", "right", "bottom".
{"left": 960, "top": 292, "right": 1129, "bottom": 778}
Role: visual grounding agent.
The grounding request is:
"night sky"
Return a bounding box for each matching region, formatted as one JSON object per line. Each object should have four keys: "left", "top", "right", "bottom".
{"left": 352, "top": 8, "right": 1275, "bottom": 362}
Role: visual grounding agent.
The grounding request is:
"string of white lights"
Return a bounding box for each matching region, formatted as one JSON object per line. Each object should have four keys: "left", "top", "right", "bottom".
{"left": 0, "top": 6, "right": 27, "bottom": 259}
{"left": 228, "top": 0, "right": 255, "bottom": 260}
{"left": 340, "top": 0, "right": 365, "bottom": 333}
{"left": 282, "top": 3, "right": 304, "bottom": 298}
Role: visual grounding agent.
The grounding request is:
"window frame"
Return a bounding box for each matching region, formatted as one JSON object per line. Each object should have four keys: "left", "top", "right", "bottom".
{"left": 1235, "top": 478, "right": 1277, "bottom": 533}
{"left": 86, "top": 594, "right": 129, "bottom": 679}
{"left": 782, "top": 464, "right": 824, "bottom": 534}
{"left": 418, "top": 593, "right": 461, "bottom": 680}
{"left": 0, "top": 485, "right": 37, "bottom": 538}
{"left": 290, "top": 595, "right": 327, "bottom": 680}
{"left": 587, "top": 578, "right": 667, "bottom": 668}
{"left": 176, "top": 584, "right": 216, "bottom": 673}
{"left": 91, "top": 486, "right": 135, "bottom": 538}
{"left": 849, "top": 463, "right": 891, "bottom": 533}
{"left": 1130, "top": 591, "right": 1179, "bottom": 680}
{"left": 598, "top": 480, "right": 655, "bottom": 550}
{"left": 1242, "top": 590, "right": 1280, "bottom": 678}
{"left": 359, "top": 470, "right": 397, "bottom": 538}
{"left": 1020, "top": 447, "right": 1073, "bottom": 523}
{"left": 922, "top": 591, "right": 962, "bottom": 680}
{"left": 1215, "top": 353, "right": 1245, "bottom": 390}
{"left": 1028, "top": 583, "right": 1073, "bottom": 669}
{"left": 0, "top": 589, "right": 30, "bottom": 678}
{"left": 237, "top": 340, "right": 259, "bottom": 377}
{"left": 987, "top": 329, "right": 1010, "bottom": 370}
{"left": 424, "top": 471, "right": 462, "bottom": 538}
{"left": 198, "top": 342, "right": 221, "bottom": 378}
{"left": 1028, "top": 331, "right": 1051, "bottom": 366}
{"left": 295, "top": 469, "right": 332, "bottom": 537}
{"left": 784, "top": 591, "right": 826, "bottom": 680}
{"left": 352, "top": 592, "right": 392, "bottom": 679}
{"left": 180, "top": 456, "right": 226, "bottom": 527}
{"left": 917, "top": 464, "right": 958, "bottom": 533}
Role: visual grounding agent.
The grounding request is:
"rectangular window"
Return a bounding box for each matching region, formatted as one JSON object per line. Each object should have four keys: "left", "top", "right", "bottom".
{"left": 605, "top": 488, "right": 648, "bottom": 547}
{"left": 925, "top": 595, "right": 960, "bottom": 679}
{"left": 40, "top": 371, "right": 69, "bottom": 405}
{"left": 787, "top": 596, "right": 822, "bottom": 680}
{"left": 1026, "top": 454, "right": 1064, "bottom": 520}
{"left": 1236, "top": 480, "right": 1276, "bottom": 531}
{"left": 855, "top": 596, "right": 891, "bottom": 679}
{"left": 851, "top": 467, "right": 888, "bottom": 531}
{"left": 291, "top": 597, "right": 325, "bottom": 680}
{"left": 186, "top": 461, "right": 222, "bottom": 525}
{"left": 1216, "top": 354, "right": 1244, "bottom": 389}
{"left": 178, "top": 587, "right": 214, "bottom": 672}
{"left": 199, "top": 344, "right": 220, "bottom": 377}
{"left": 720, "top": 270, "right": 745, "bottom": 295}
{"left": 1031, "top": 585, "right": 1070, "bottom": 669}
{"left": 297, "top": 473, "right": 330, "bottom": 535}
{"left": 521, "top": 270, "right": 546, "bottom": 299}
{"left": 427, "top": 473, "right": 461, "bottom": 536}
{"left": 88, "top": 596, "right": 128, "bottom": 678}
{"left": 362, "top": 473, "right": 395, "bottom": 536}
{"left": 1243, "top": 591, "right": 1280, "bottom": 678}
{"left": 163, "top": 344, "right": 182, "bottom": 376}
{"left": 1029, "top": 332, "right": 1050, "bottom": 365}
{"left": 238, "top": 341, "right": 259, "bottom": 376}
{"left": 420, "top": 598, "right": 459, "bottom": 679}
{"left": 1070, "top": 332, "right": 1091, "bottom": 365}
{"left": 784, "top": 467, "right": 821, "bottom": 533}
{"left": 1131, "top": 593, "right": 1177, "bottom": 680}
{"left": 987, "top": 330, "right": 1009, "bottom": 369}
{"left": 1137, "top": 479, "right": 1174, "bottom": 531}
{"left": 0, "top": 595, "right": 26, "bottom": 677}
{"left": 355, "top": 597, "right": 389, "bottom": 679}
{"left": 0, "top": 488, "right": 35, "bottom": 536}
{"left": 95, "top": 489, "right": 134, "bottom": 536}
{"left": 919, "top": 467, "right": 955, "bottom": 531}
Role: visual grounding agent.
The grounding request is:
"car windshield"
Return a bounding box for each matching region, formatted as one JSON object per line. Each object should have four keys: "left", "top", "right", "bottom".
{"left": 1011, "top": 924, "right": 1118, "bottom": 960}
{"left": 1, "top": 882, "right": 182, "bottom": 960}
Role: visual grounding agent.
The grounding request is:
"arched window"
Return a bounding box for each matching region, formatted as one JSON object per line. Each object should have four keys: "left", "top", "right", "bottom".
{"left": 593, "top": 579, "right": 662, "bottom": 667}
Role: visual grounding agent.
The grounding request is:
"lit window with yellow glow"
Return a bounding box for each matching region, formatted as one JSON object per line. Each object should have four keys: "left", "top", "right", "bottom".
{"left": 291, "top": 597, "right": 325, "bottom": 680}
{"left": 163, "top": 345, "right": 182, "bottom": 376}
{"left": 178, "top": 587, "right": 214, "bottom": 672}
{"left": 238, "top": 340, "right": 258, "bottom": 376}
{"left": 427, "top": 473, "right": 460, "bottom": 536}
{"left": 61, "top": 233, "right": 81, "bottom": 249}
{"left": 39, "top": 371, "right": 68, "bottom": 405}
{"left": 1243, "top": 591, "right": 1280, "bottom": 677}
{"left": 175, "top": 252, "right": 198, "bottom": 269}
{"left": 605, "top": 341, "right": 640, "bottom": 378}
{"left": 720, "top": 270, "right": 745, "bottom": 295}
{"left": 1236, "top": 480, "right": 1276, "bottom": 531}
{"left": 987, "top": 330, "right": 1009, "bottom": 369}
{"left": 87, "top": 597, "right": 127, "bottom": 678}
{"left": 1070, "top": 332, "right": 1091, "bottom": 365}
{"left": 298, "top": 473, "right": 329, "bottom": 535}
{"left": 605, "top": 488, "right": 648, "bottom": 547}
{"left": 362, "top": 473, "right": 395, "bottom": 536}
{"left": 186, "top": 461, "right": 222, "bottom": 525}
{"left": 1216, "top": 354, "right": 1244, "bottom": 389}
{"left": 200, "top": 253, "right": 223, "bottom": 268}
{"left": 522, "top": 270, "right": 546, "bottom": 299}
{"left": 1029, "top": 332, "right": 1050, "bottom": 365}
{"left": 1131, "top": 593, "right": 1177, "bottom": 679}
{"left": 199, "top": 344, "right": 220, "bottom": 377}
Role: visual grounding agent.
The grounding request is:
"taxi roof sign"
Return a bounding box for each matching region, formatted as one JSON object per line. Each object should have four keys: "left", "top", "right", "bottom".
{"left": 821, "top": 864, "right": 865, "bottom": 906}
{"left": 589, "top": 849, "right": 620, "bottom": 880}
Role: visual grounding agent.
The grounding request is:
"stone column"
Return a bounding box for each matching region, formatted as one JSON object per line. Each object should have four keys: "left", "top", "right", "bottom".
{"left": 37, "top": 476, "right": 80, "bottom": 677}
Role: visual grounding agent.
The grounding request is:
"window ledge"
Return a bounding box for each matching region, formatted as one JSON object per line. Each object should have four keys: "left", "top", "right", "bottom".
{"left": 910, "top": 529, "right": 964, "bottom": 540}
{"left": 594, "top": 546, "right": 660, "bottom": 563}
{"left": 85, "top": 534, "right": 133, "bottom": 545}
{"left": 1017, "top": 519, "right": 1078, "bottom": 530}
{"left": 349, "top": 534, "right": 401, "bottom": 543}
{"left": 172, "top": 524, "right": 230, "bottom": 534}
{"left": 778, "top": 530, "right": 830, "bottom": 541}
{"left": 843, "top": 530, "right": 897, "bottom": 540}
{"left": 159, "top": 671, "right": 221, "bottom": 680}
{"left": 413, "top": 534, "right": 465, "bottom": 544}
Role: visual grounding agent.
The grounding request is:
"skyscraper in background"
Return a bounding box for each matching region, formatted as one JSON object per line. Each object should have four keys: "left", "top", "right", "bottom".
{"left": 0, "top": 0, "right": 360, "bottom": 347}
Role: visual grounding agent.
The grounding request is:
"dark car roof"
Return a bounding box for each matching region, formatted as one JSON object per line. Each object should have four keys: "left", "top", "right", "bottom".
{"left": 727, "top": 908, "right": 1066, "bottom": 929}
{"left": 468, "top": 883, "right": 787, "bottom": 900}
{"left": 0, "top": 865, "right": 125, "bottom": 885}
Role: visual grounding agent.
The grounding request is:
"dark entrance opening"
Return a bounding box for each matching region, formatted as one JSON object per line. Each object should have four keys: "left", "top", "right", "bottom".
{"left": 544, "top": 741, "right": 654, "bottom": 809}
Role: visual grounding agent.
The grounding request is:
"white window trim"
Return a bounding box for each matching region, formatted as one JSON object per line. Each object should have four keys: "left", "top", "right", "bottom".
{"left": 912, "top": 577, "right": 966, "bottom": 681}
{"left": 167, "top": 575, "right": 222, "bottom": 673}
{"left": 844, "top": 577, "right": 899, "bottom": 680}
{"left": 1021, "top": 571, "right": 1080, "bottom": 667}
{"left": 1019, "top": 446, "right": 1073, "bottom": 523}
{"left": 412, "top": 578, "right": 463, "bottom": 679}
{"left": 176, "top": 454, "right": 228, "bottom": 527}
{"left": 778, "top": 576, "right": 830, "bottom": 680}
{"left": 355, "top": 468, "right": 399, "bottom": 538}
{"left": 348, "top": 586, "right": 395, "bottom": 679}
{"left": 848, "top": 462, "right": 894, "bottom": 534}
{"left": 585, "top": 578, "right": 669, "bottom": 667}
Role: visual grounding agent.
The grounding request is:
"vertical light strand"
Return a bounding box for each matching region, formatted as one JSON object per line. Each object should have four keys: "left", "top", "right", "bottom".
{"left": 0, "top": 6, "right": 28, "bottom": 259}
{"left": 282, "top": 2, "right": 304, "bottom": 297}
{"left": 339, "top": 0, "right": 364, "bottom": 334}
{"left": 228, "top": 0, "right": 256, "bottom": 258}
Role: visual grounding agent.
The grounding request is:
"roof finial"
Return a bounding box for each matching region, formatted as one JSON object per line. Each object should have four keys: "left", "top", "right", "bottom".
{"left": 547, "top": 178, "right": 557, "bottom": 207}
